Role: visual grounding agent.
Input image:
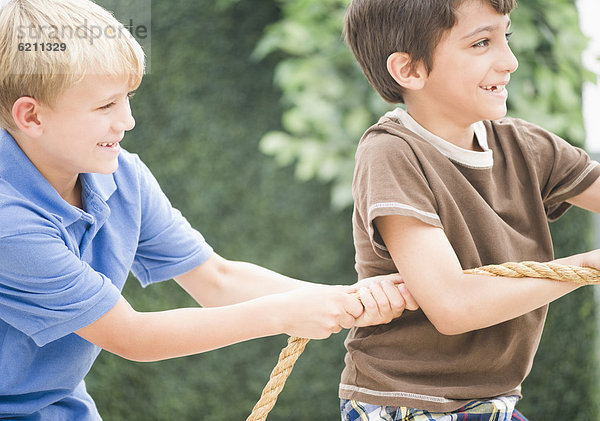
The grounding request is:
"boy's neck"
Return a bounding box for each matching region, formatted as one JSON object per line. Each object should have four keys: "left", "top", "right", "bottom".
{"left": 404, "top": 105, "right": 483, "bottom": 152}
{"left": 11, "top": 130, "right": 83, "bottom": 208}
{"left": 62, "top": 178, "right": 83, "bottom": 209}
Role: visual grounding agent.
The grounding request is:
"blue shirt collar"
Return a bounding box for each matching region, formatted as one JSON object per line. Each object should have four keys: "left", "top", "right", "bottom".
{"left": 0, "top": 129, "right": 117, "bottom": 226}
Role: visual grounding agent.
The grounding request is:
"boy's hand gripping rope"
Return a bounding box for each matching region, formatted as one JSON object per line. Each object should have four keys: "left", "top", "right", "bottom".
{"left": 246, "top": 261, "right": 600, "bottom": 421}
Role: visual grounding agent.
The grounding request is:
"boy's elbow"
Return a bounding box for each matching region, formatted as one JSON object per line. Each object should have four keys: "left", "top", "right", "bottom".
{"left": 110, "top": 336, "right": 162, "bottom": 363}
{"left": 102, "top": 327, "right": 147, "bottom": 362}
{"left": 117, "top": 348, "right": 159, "bottom": 363}
{"left": 433, "top": 321, "right": 467, "bottom": 336}
{"left": 426, "top": 302, "right": 472, "bottom": 336}
{"left": 109, "top": 336, "right": 148, "bottom": 362}
{"left": 77, "top": 297, "right": 163, "bottom": 362}
{"left": 98, "top": 311, "right": 159, "bottom": 362}
{"left": 429, "top": 317, "right": 463, "bottom": 336}
{"left": 109, "top": 318, "right": 163, "bottom": 363}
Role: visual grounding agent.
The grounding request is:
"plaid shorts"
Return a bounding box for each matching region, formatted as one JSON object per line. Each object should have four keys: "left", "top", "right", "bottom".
{"left": 340, "top": 397, "right": 529, "bottom": 421}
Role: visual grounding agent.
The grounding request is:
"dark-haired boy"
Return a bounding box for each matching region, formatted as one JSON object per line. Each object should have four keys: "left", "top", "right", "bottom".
{"left": 340, "top": 0, "right": 600, "bottom": 419}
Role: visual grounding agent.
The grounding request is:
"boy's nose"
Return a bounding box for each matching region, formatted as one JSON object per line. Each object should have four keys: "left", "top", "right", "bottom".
{"left": 113, "top": 101, "right": 136, "bottom": 132}
{"left": 122, "top": 113, "right": 135, "bottom": 132}
{"left": 499, "top": 44, "right": 519, "bottom": 74}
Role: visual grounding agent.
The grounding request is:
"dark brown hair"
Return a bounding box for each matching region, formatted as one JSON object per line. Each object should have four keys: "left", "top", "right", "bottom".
{"left": 344, "top": 0, "right": 516, "bottom": 103}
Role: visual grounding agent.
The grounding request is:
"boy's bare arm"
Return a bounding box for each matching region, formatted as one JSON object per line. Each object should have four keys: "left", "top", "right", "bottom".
{"left": 75, "top": 284, "right": 363, "bottom": 362}
{"left": 174, "top": 254, "right": 314, "bottom": 307}
{"left": 175, "top": 253, "right": 417, "bottom": 326}
{"left": 375, "top": 215, "right": 594, "bottom": 335}
{"left": 75, "top": 254, "right": 416, "bottom": 361}
{"left": 567, "top": 177, "right": 600, "bottom": 212}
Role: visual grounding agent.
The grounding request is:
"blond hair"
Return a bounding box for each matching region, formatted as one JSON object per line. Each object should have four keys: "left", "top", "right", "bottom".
{"left": 0, "top": 0, "right": 145, "bottom": 130}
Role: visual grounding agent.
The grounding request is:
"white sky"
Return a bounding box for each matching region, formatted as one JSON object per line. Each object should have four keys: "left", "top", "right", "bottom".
{"left": 578, "top": 0, "right": 600, "bottom": 152}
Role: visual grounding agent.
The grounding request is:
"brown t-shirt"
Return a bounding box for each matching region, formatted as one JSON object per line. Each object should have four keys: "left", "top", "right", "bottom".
{"left": 339, "top": 108, "right": 600, "bottom": 412}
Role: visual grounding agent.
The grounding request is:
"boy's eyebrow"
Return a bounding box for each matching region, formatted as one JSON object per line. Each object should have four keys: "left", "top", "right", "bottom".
{"left": 461, "top": 19, "right": 511, "bottom": 40}
{"left": 97, "top": 91, "right": 130, "bottom": 105}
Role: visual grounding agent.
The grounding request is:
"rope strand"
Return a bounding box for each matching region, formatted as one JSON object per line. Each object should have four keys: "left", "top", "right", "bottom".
{"left": 246, "top": 336, "right": 310, "bottom": 421}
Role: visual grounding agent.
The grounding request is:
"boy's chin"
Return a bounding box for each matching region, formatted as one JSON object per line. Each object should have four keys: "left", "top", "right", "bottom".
{"left": 97, "top": 163, "right": 119, "bottom": 174}
{"left": 486, "top": 107, "right": 508, "bottom": 121}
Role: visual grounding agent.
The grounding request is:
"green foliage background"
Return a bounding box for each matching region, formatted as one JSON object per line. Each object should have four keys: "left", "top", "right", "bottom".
{"left": 85, "top": 0, "right": 599, "bottom": 419}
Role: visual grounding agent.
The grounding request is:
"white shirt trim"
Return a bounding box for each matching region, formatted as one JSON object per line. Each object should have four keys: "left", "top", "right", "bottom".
{"left": 340, "top": 384, "right": 521, "bottom": 408}
{"left": 548, "top": 160, "right": 600, "bottom": 201}
{"left": 385, "top": 107, "right": 494, "bottom": 169}
{"left": 368, "top": 202, "right": 440, "bottom": 224}
{"left": 339, "top": 384, "right": 456, "bottom": 404}
{"left": 367, "top": 202, "right": 441, "bottom": 252}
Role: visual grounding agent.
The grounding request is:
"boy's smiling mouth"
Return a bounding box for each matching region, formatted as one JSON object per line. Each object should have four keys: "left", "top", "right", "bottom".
{"left": 482, "top": 85, "right": 500, "bottom": 92}
{"left": 480, "top": 83, "right": 509, "bottom": 99}
{"left": 98, "top": 141, "right": 120, "bottom": 148}
{"left": 480, "top": 81, "right": 508, "bottom": 94}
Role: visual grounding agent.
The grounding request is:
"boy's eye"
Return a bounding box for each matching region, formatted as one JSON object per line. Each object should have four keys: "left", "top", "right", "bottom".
{"left": 505, "top": 32, "right": 513, "bottom": 42}
{"left": 99, "top": 102, "right": 116, "bottom": 110}
{"left": 98, "top": 92, "right": 135, "bottom": 110}
{"left": 472, "top": 39, "right": 489, "bottom": 48}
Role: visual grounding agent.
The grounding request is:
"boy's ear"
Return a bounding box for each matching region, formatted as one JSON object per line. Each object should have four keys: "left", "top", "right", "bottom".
{"left": 387, "top": 52, "right": 427, "bottom": 90}
{"left": 12, "top": 96, "right": 44, "bottom": 138}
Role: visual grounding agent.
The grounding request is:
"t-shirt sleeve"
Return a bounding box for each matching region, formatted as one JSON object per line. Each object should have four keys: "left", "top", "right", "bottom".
{"left": 520, "top": 120, "right": 600, "bottom": 220}
{"left": 353, "top": 131, "right": 441, "bottom": 257}
{"left": 130, "top": 157, "right": 214, "bottom": 286}
{"left": 0, "top": 215, "right": 121, "bottom": 347}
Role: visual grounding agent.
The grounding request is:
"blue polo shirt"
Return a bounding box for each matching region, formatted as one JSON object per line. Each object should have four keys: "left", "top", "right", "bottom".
{"left": 0, "top": 129, "right": 213, "bottom": 419}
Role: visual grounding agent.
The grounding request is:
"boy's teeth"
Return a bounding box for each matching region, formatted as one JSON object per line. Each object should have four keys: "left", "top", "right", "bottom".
{"left": 99, "top": 142, "right": 115, "bottom": 147}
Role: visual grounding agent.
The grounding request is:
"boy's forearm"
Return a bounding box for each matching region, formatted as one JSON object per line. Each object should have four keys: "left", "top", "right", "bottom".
{"left": 77, "top": 285, "right": 362, "bottom": 361}
{"left": 405, "top": 254, "right": 581, "bottom": 335}
{"left": 215, "top": 259, "right": 313, "bottom": 299}
{"left": 434, "top": 272, "right": 579, "bottom": 335}
{"left": 175, "top": 254, "right": 313, "bottom": 307}
{"left": 437, "top": 252, "right": 594, "bottom": 334}
{"left": 113, "top": 297, "right": 283, "bottom": 362}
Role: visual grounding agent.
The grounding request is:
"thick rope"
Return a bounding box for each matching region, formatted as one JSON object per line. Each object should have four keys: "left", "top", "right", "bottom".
{"left": 464, "top": 261, "right": 600, "bottom": 284}
{"left": 246, "top": 336, "right": 310, "bottom": 421}
{"left": 247, "top": 261, "right": 600, "bottom": 420}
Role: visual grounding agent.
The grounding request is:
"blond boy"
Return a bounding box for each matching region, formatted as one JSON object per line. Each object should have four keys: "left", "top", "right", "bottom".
{"left": 0, "top": 1, "right": 416, "bottom": 418}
